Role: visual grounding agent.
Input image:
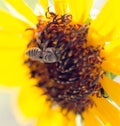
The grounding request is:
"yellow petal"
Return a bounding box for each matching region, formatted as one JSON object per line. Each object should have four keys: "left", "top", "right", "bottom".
{"left": 88, "top": 0, "right": 120, "bottom": 46}
{"left": 102, "top": 59, "right": 120, "bottom": 75}
{"left": 101, "top": 41, "right": 120, "bottom": 75}
{"left": 0, "top": 10, "right": 34, "bottom": 87}
{"left": 0, "top": 31, "right": 32, "bottom": 48}
{"left": 18, "top": 85, "right": 50, "bottom": 118}
{"left": 89, "top": 107, "right": 112, "bottom": 126}
{"left": 69, "top": 0, "right": 93, "bottom": 23}
{"left": 78, "top": 0, "right": 94, "bottom": 23}
{"left": 18, "top": 83, "right": 76, "bottom": 124}
{"left": 4, "top": 0, "right": 37, "bottom": 25}
{"left": 53, "top": 0, "right": 93, "bottom": 23}
{"left": 39, "top": 0, "right": 48, "bottom": 13}
{"left": 0, "top": 10, "right": 29, "bottom": 32}
{"left": 0, "top": 10, "right": 33, "bottom": 48}
{"left": 100, "top": 75, "right": 120, "bottom": 106}
{"left": 0, "top": 30, "right": 32, "bottom": 86}
{"left": 83, "top": 109, "right": 108, "bottom": 126}
{"left": 36, "top": 108, "right": 76, "bottom": 126}
{"left": 53, "top": 0, "right": 70, "bottom": 15}
{"left": 0, "top": 46, "right": 31, "bottom": 86}
{"left": 92, "top": 96, "right": 120, "bottom": 125}
{"left": 101, "top": 41, "right": 120, "bottom": 58}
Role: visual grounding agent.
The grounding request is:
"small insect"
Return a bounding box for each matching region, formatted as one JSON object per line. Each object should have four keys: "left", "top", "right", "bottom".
{"left": 100, "top": 88, "right": 108, "bottom": 98}
{"left": 26, "top": 47, "right": 60, "bottom": 63}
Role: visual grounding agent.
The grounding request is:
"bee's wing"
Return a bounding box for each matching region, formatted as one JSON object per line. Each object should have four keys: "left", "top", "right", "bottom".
{"left": 43, "top": 48, "right": 58, "bottom": 63}
{"left": 26, "top": 47, "right": 43, "bottom": 61}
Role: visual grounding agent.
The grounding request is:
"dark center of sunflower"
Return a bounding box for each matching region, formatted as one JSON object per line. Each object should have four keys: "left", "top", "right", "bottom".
{"left": 25, "top": 13, "right": 104, "bottom": 114}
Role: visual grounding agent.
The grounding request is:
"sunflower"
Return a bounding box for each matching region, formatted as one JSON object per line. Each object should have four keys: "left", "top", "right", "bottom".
{"left": 0, "top": 0, "right": 120, "bottom": 126}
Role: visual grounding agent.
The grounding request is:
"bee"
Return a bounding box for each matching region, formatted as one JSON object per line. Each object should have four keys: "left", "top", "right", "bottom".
{"left": 26, "top": 47, "right": 60, "bottom": 63}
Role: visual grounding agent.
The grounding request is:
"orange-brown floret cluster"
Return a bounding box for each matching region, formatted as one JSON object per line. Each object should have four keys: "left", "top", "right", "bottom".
{"left": 25, "top": 13, "right": 105, "bottom": 114}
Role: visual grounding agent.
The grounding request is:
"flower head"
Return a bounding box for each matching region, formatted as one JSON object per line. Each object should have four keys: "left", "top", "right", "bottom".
{"left": 0, "top": 0, "right": 120, "bottom": 126}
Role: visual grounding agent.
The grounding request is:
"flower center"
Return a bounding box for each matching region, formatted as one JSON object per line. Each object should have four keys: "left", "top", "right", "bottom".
{"left": 25, "top": 13, "right": 104, "bottom": 114}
